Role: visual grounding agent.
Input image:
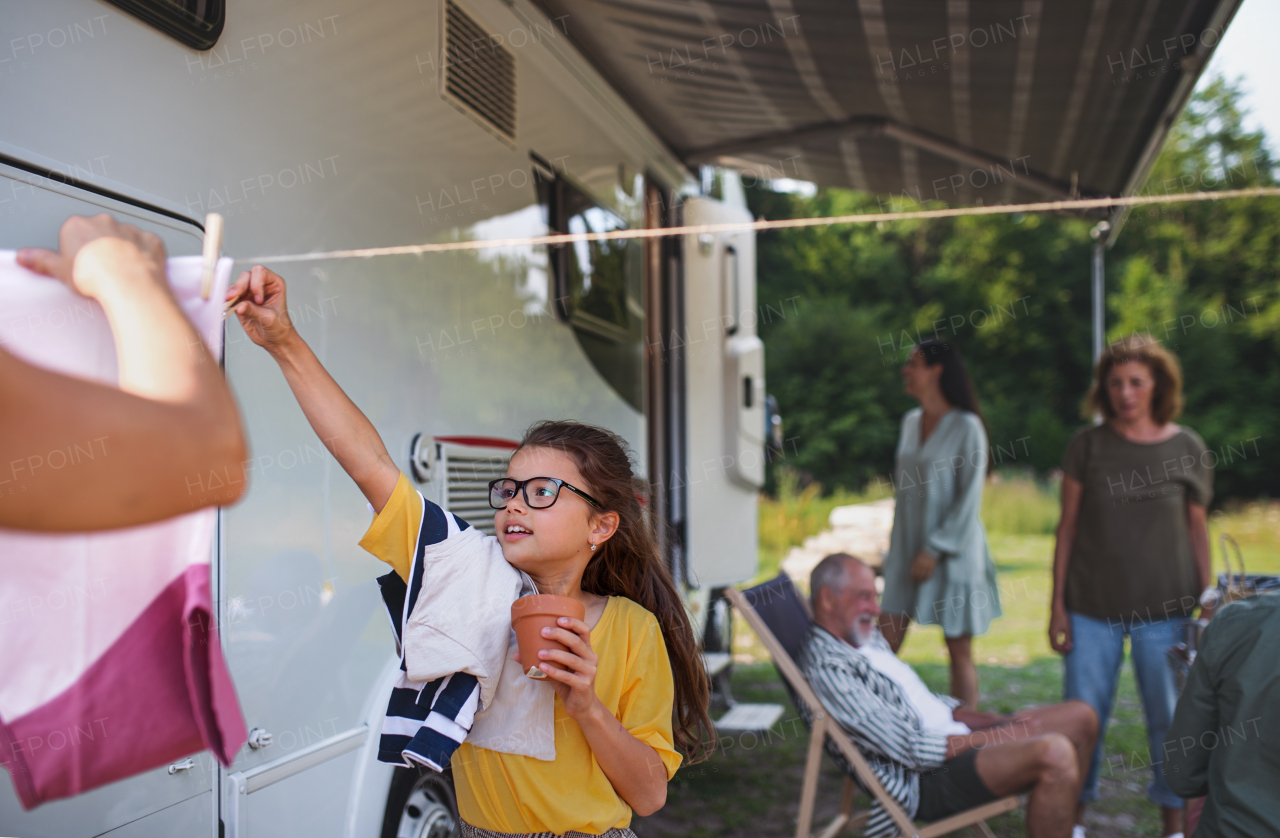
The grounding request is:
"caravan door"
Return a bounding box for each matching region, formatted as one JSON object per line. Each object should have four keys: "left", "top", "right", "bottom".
{"left": 0, "top": 158, "right": 216, "bottom": 838}
{"left": 680, "top": 195, "right": 763, "bottom": 592}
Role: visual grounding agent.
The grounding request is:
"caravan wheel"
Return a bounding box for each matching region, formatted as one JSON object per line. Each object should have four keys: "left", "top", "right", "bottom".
{"left": 382, "top": 767, "right": 459, "bottom": 838}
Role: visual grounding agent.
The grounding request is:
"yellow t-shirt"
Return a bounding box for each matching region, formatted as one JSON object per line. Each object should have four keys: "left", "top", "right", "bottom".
{"left": 358, "top": 473, "right": 424, "bottom": 583}
{"left": 359, "top": 473, "right": 684, "bottom": 834}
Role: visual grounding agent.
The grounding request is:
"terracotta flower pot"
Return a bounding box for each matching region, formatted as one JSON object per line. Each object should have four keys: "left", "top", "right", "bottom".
{"left": 511, "top": 594, "right": 586, "bottom": 680}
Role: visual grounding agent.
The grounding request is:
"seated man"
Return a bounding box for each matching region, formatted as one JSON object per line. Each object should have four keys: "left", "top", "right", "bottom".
{"left": 799, "top": 553, "right": 1098, "bottom": 838}
{"left": 1164, "top": 591, "right": 1280, "bottom": 837}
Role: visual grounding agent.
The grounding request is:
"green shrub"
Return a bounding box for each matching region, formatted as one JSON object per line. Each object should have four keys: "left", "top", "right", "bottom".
{"left": 981, "top": 472, "right": 1060, "bottom": 535}
{"left": 758, "top": 468, "right": 1061, "bottom": 580}
{"left": 757, "top": 468, "right": 875, "bottom": 579}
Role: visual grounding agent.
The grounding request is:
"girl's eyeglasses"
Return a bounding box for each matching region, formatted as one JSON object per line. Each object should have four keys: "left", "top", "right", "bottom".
{"left": 488, "top": 477, "right": 603, "bottom": 510}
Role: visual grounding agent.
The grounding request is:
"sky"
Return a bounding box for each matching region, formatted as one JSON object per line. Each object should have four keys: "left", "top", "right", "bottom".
{"left": 1204, "top": 0, "right": 1280, "bottom": 150}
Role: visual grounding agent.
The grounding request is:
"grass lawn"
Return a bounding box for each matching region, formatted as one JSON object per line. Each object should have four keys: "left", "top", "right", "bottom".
{"left": 634, "top": 499, "right": 1279, "bottom": 838}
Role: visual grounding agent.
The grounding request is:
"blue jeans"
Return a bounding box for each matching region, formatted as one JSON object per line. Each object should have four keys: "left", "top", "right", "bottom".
{"left": 1062, "top": 611, "right": 1186, "bottom": 808}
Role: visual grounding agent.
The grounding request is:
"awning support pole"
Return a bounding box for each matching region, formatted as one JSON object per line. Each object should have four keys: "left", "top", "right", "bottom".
{"left": 1089, "top": 221, "right": 1111, "bottom": 363}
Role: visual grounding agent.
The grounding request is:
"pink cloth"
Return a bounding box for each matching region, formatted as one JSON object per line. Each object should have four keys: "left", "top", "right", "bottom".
{"left": 0, "top": 251, "right": 247, "bottom": 809}
{"left": 1186, "top": 796, "right": 1205, "bottom": 836}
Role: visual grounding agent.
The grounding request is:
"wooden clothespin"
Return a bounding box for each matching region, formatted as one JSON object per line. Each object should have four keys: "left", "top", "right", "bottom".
{"left": 200, "top": 212, "right": 223, "bottom": 300}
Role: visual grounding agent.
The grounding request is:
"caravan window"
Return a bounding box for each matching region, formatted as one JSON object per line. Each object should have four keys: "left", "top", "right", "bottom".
{"left": 559, "top": 185, "right": 638, "bottom": 341}
{"left": 543, "top": 174, "right": 645, "bottom": 412}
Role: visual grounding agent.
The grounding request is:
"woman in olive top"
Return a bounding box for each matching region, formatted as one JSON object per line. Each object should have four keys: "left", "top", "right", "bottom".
{"left": 1050, "top": 336, "right": 1214, "bottom": 838}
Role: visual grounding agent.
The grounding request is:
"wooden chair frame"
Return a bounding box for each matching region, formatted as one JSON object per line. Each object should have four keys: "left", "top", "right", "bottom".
{"left": 724, "top": 586, "right": 1018, "bottom": 838}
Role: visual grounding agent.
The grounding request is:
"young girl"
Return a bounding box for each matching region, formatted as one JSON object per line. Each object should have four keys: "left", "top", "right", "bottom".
{"left": 227, "top": 265, "right": 713, "bottom": 836}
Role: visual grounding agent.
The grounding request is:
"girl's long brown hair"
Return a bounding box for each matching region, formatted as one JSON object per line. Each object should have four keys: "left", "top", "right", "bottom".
{"left": 518, "top": 420, "right": 715, "bottom": 763}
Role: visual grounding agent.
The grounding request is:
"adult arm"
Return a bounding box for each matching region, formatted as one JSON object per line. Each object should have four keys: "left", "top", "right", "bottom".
{"left": 949, "top": 699, "right": 1055, "bottom": 757}
{"left": 1049, "top": 476, "right": 1083, "bottom": 653}
{"left": 1, "top": 215, "right": 247, "bottom": 531}
{"left": 809, "top": 658, "right": 949, "bottom": 770}
{"left": 1187, "top": 501, "right": 1214, "bottom": 618}
{"left": 952, "top": 707, "right": 1014, "bottom": 730}
{"left": 921, "top": 415, "right": 988, "bottom": 559}
{"left": 228, "top": 265, "right": 400, "bottom": 512}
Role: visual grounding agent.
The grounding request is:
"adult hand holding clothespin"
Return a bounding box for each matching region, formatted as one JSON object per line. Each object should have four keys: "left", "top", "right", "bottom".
{"left": 3, "top": 213, "right": 248, "bottom": 531}
{"left": 17, "top": 213, "right": 172, "bottom": 303}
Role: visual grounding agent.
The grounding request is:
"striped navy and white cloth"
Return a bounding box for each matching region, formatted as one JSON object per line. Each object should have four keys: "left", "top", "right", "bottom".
{"left": 797, "top": 626, "right": 957, "bottom": 838}
{"left": 375, "top": 497, "right": 482, "bottom": 771}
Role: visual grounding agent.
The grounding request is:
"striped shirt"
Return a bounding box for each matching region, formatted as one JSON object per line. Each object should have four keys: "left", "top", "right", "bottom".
{"left": 798, "top": 626, "right": 956, "bottom": 838}
{"left": 374, "top": 493, "right": 482, "bottom": 770}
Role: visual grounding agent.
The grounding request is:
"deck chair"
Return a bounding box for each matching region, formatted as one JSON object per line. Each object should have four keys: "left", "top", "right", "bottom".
{"left": 724, "top": 574, "right": 1018, "bottom": 838}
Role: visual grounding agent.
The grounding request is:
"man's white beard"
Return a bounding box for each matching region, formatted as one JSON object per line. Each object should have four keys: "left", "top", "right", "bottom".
{"left": 849, "top": 617, "right": 876, "bottom": 647}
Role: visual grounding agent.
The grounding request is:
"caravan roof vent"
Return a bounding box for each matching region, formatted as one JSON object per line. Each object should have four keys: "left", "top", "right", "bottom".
{"left": 441, "top": 0, "right": 517, "bottom": 144}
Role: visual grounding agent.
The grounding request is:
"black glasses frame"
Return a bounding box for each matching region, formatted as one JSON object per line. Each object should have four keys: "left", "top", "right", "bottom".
{"left": 487, "top": 477, "right": 603, "bottom": 510}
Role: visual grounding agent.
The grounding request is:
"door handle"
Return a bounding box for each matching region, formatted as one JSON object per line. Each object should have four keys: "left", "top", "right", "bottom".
{"left": 248, "top": 727, "right": 274, "bottom": 750}
{"left": 168, "top": 758, "right": 195, "bottom": 774}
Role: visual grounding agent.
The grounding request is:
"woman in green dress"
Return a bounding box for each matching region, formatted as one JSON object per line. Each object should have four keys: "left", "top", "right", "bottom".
{"left": 878, "top": 340, "right": 1001, "bottom": 709}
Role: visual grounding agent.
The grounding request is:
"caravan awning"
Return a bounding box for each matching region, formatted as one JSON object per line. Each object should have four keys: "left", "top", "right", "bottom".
{"left": 532, "top": 0, "right": 1242, "bottom": 207}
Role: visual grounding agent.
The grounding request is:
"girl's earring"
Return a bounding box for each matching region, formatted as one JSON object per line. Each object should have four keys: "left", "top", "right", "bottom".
{"left": 590, "top": 542, "right": 597, "bottom": 552}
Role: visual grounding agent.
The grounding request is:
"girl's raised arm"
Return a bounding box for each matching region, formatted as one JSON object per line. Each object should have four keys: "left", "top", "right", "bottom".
{"left": 229, "top": 265, "right": 400, "bottom": 512}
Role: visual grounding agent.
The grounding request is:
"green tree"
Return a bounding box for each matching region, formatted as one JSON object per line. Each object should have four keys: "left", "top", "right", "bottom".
{"left": 1110, "top": 75, "right": 1279, "bottom": 498}
{"left": 750, "top": 75, "right": 1278, "bottom": 501}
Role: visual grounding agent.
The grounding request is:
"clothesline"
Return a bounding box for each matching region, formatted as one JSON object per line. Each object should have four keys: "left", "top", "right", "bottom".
{"left": 235, "top": 186, "right": 1280, "bottom": 265}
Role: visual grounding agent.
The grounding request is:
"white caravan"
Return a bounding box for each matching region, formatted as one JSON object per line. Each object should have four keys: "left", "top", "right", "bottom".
{"left": 0, "top": 0, "right": 765, "bottom": 835}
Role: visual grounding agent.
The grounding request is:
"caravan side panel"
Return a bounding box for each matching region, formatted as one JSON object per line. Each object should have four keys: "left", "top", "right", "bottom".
{"left": 0, "top": 0, "right": 692, "bottom": 835}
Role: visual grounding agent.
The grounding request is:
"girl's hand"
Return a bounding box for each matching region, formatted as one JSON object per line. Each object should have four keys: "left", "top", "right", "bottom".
{"left": 526, "top": 616, "right": 601, "bottom": 720}
{"left": 227, "top": 265, "right": 296, "bottom": 352}
{"left": 910, "top": 549, "right": 937, "bottom": 583}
